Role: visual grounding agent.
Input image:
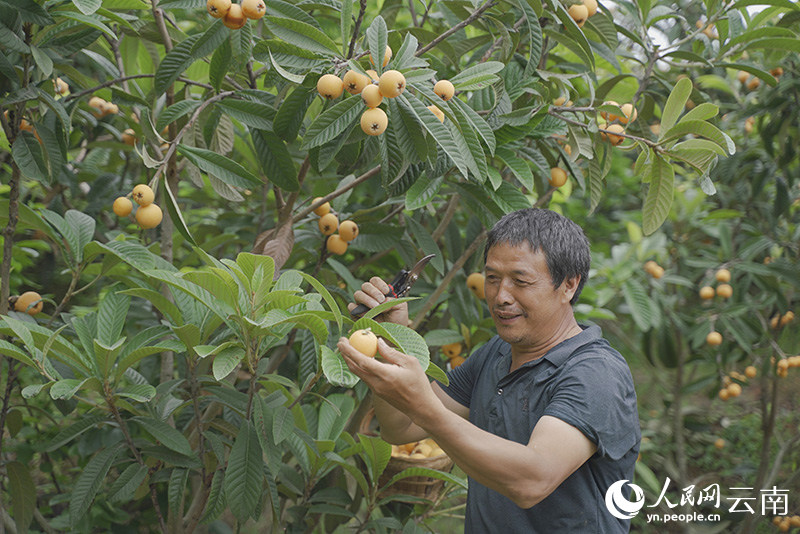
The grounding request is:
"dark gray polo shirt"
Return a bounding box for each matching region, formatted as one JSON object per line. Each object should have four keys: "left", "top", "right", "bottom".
{"left": 436, "top": 324, "right": 640, "bottom": 533}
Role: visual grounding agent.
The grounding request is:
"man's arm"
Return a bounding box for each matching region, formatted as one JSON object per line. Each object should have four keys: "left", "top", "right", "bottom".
{"left": 338, "top": 338, "right": 597, "bottom": 508}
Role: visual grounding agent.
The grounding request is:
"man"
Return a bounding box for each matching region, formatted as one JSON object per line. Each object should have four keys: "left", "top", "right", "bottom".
{"left": 338, "top": 208, "right": 641, "bottom": 533}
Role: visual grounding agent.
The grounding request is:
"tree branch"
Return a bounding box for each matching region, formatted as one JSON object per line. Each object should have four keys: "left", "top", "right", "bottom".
{"left": 416, "top": 0, "right": 497, "bottom": 56}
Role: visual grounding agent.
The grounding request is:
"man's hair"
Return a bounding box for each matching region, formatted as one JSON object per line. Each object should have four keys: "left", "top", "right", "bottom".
{"left": 483, "top": 208, "right": 591, "bottom": 305}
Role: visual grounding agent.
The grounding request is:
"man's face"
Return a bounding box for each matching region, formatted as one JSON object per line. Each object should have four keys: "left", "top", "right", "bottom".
{"left": 484, "top": 242, "right": 577, "bottom": 349}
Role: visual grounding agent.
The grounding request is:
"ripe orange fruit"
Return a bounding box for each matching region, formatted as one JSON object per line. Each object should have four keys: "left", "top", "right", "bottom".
{"left": 343, "top": 70, "right": 370, "bottom": 95}
{"left": 378, "top": 70, "right": 406, "bottom": 98}
{"left": 714, "top": 438, "right": 725, "bottom": 449}
{"left": 223, "top": 3, "right": 246, "bottom": 28}
{"left": 770, "top": 314, "right": 780, "bottom": 330}
{"left": 132, "top": 184, "right": 155, "bottom": 206}
{"left": 316, "top": 74, "right": 343, "bottom": 99}
{"left": 599, "top": 100, "right": 618, "bottom": 120}
{"left": 699, "top": 286, "right": 715, "bottom": 300}
{"left": 549, "top": 167, "right": 568, "bottom": 188}
{"left": 122, "top": 128, "right": 136, "bottom": 146}
{"left": 718, "top": 388, "right": 729, "bottom": 401}
{"left": 312, "top": 197, "right": 330, "bottom": 216}
{"left": 319, "top": 213, "right": 339, "bottom": 235}
{"left": 618, "top": 103, "right": 638, "bottom": 124}
{"left": 339, "top": 220, "right": 359, "bottom": 242}
{"left": 102, "top": 102, "right": 119, "bottom": 116}
{"left": 360, "top": 108, "right": 388, "bottom": 136}
{"left": 746, "top": 77, "right": 760, "bottom": 91}
{"left": 113, "top": 197, "right": 133, "bottom": 217}
{"left": 449, "top": 356, "right": 466, "bottom": 368}
{"left": 442, "top": 342, "right": 462, "bottom": 359}
{"left": 240, "top": 0, "right": 265, "bottom": 19}
{"left": 15, "top": 291, "right": 43, "bottom": 315}
{"left": 207, "top": 0, "right": 231, "bottom": 18}
{"left": 583, "top": 0, "right": 598, "bottom": 16}
{"left": 466, "top": 272, "right": 485, "bottom": 299}
{"left": 736, "top": 71, "right": 749, "bottom": 83}
{"left": 427, "top": 104, "right": 445, "bottom": 123}
{"left": 553, "top": 96, "right": 566, "bottom": 106}
{"left": 780, "top": 311, "right": 794, "bottom": 326}
{"left": 605, "top": 124, "right": 626, "bottom": 145}
{"left": 54, "top": 77, "right": 69, "bottom": 95}
{"left": 361, "top": 84, "right": 383, "bottom": 108}
{"left": 568, "top": 4, "right": 588, "bottom": 27}
{"left": 745, "top": 365, "right": 757, "bottom": 378}
{"left": 644, "top": 260, "right": 658, "bottom": 275}
{"left": 365, "top": 69, "right": 379, "bottom": 82}
{"left": 349, "top": 329, "right": 378, "bottom": 358}
{"left": 326, "top": 234, "right": 348, "bottom": 255}
{"left": 715, "top": 268, "right": 731, "bottom": 283}
{"left": 433, "top": 79, "right": 455, "bottom": 101}
{"left": 651, "top": 265, "right": 665, "bottom": 279}
{"left": 369, "top": 45, "right": 392, "bottom": 68}
{"left": 706, "top": 331, "right": 723, "bottom": 346}
{"left": 716, "top": 283, "right": 732, "bottom": 299}
{"left": 136, "top": 203, "right": 163, "bottom": 229}
{"left": 770, "top": 67, "right": 784, "bottom": 78}
{"left": 726, "top": 383, "right": 742, "bottom": 397}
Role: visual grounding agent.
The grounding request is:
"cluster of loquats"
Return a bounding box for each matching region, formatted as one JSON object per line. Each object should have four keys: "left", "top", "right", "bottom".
{"left": 599, "top": 99, "right": 637, "bottom": 146}
{"left": 390, "top": 438, "right": 445, "bottom": 460}
{"left": 717, "top": 367, "right": 755, "bottom": 401}
{"left": 567, "top": 0, "right": 598, "bottom": 28}
{"left": 644, "top": 260, "right": 665, "bottom": 279}
{"left": 2, "top": 110, "right": 34, "bottom": 136}
{"left": 88, "top": 96, "right": 119, "bottom": 119}
{"left": 206, "top": 0, "right": 265, "bottom": 29}
{"left": 11, "top": 291, "right": 44, "bottom": 316}
{"left": 775, "top": 355, "right": 800, "bottom": 379}
{"left": 466, "top": 272, "right": 485, "bottom": 300}
{"left": 769, "top": 310, "right": 794, "bottom": 330}
{"left": 772, "top": 514, "right": 800, "bottom": 532}
{"left": 112, "top": 184, "right": 163, "bottom": 230}
{"left": 736, "top": 68, "right": 782, "bottom": 93}
{"left": 316, "top": 46, "right": 456, "bottom": 137}
{"left": 441, "top": 342, "right": 465, "bottom": 368}
{"left": 312, "top": 198, "right": 359, "bottom": 255}
{"left": 699, "top": 268, "right": 733, "bottom": 300}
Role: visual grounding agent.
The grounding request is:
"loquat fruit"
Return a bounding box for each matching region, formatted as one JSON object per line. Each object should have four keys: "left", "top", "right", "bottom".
{"left": 365, "top": 69, "right": 379, "bottom": 82}
{"left": 240, "top": 0, "right": 266, "bottom": 19}
{"left": 583, "top": 0, "right": 597, "bottom": 16}
{"left": 427, "top": 104, "right": 445, "bottom": 123}
{"left": 780, "top": 311, "right": 794, "bottom": 326}
{"left": 433, "top": 79, "right": 455, "bottom": 101}
{"left": 716, "top": 283, "right": 732, "bottom": 299}
{"left": 552, "top": 96, "right": 566, "bottom": 106}
{"left": 317, "top": 74, "right": 344, "bottom": 100}
{"left": 369, "top": 45, "right": 392, "bottom": 68}
{"left": 378, "top": 70, "right": 406, "bottom": 98}
{"left": 599, "top": 100, "right": 619, "bottom": 120}
{"left": 651, "top": 265, "right": 665, "bottom": 279}
{"left": 718, "top": 388, "right": 729, "bottom": 401}
{"left": 736, "top": 71, "right": 749, "bottom": 83}
{"left": 360, "top": 107, "right": 388, "bottom": 136}
{"left": 442, "top": 342, "right": 462, "bottom": 359}
{"left": 715, "top": 268, "right": 731, "bottom": 283}
{"left": 223, "top": 3, "right": 246, "bottom": 29}
{"left": 726, "top": 383, "right": 742, "bottom": 397}
{"left": 319, "top": 213, "right": 339, "bottom": 235}
{"left": 327, "top": 234, "right": 348, "bottom": 255}
{"left": 714, "top": 438, "right": 725, "bottom": 449}
{"left": 122, "top": 128, "right": 136, "bottom": 146}
{"left": 618, "top": 103, "right": 638, "bottom": 124}
{"left": 207, "top": 0, "right": 231, "bottom": 18}
{"left": 449, "top": 356, "right": 466, "bottom": 368}
{"left": 135, "top": 203, "right": 163, "bottom": 229}
{"left": 746, "top": 77, "right": 760, "bottom": 91}
{"left": 53, "top": 77, "right": 69, "bottom": 95}
{"left": 466, "top": 272, "right": 485, "bottom": 299}
{"left": 706, "top": 331, "right": 723, "bottom": 346}
{"left": 14, "top": 291, "right": 43, "bottom": 315}
{"left": 113, "top": 196, "right": 133, "bottom": 217}
{"left": 770, "top": 67, "right": 783, "bottom": 78}
{"left": 699, "top": 286, "right": 715, "bottom": 300}
{"left": 132, "top": 184, "right": 155, "bottom": 206}
{"left": 770, "top": 315, "right": 780, "bottom": 329}
{"left": 644, "top": 260, "right": 658, "bottom": 275}
{"left": 361, "top": 84, "right": 383, "bottom": 108}
{"left": 312, "top": 197, "right": 330, "bottom": 216}
{"left": 343, "top": 70, "right": 370, "bottom": 95}
{"left": 549, "top": 167, "right": 568, "bottom": 188}
{"left": 605, "top": 124, "right": 626, "bottom": 145}
{"left": 568, "top": 4, "right": 588, "bottom": 27}
{"left": 339, "top": 220, "right": 359, "bottom": 242}
{"left": 745, "top": 365, "right": 757, "bottom": 379}
{"left": 349, "top": 328, "right": 378, "bottom": 357}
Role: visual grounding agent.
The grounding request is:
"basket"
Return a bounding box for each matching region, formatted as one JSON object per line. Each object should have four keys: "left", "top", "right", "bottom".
{"left": 359, "top": 407, "right": 455, "bottom": 502}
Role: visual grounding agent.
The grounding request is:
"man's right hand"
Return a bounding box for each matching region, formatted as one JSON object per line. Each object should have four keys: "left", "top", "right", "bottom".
{"left": 348, "top": 276, "right": 410, "bottom": 326}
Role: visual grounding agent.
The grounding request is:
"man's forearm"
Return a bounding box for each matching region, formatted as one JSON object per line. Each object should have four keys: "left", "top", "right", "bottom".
{"left": 373, "top": 394, "right": 427, "bottom": 444}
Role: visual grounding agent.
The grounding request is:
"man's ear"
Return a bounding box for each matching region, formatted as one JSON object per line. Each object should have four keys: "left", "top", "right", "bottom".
{"left": 562, "top": 276, "right": 581, "bottom": 302}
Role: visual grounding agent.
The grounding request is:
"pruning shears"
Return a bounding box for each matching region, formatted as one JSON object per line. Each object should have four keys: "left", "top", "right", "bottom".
{"left": 349, "top": 254, "right": 435, "bottom": 317}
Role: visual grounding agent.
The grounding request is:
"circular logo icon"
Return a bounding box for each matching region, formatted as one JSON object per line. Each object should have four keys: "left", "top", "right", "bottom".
{"left": 605, "top": 480, "right": 645, "bottom": 520}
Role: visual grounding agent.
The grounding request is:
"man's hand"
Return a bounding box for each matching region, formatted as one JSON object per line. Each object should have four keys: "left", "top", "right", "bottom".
{"left": 348, "top": 276, "right": 409, "bottom": 326}
{"left": 337, "top": 337, "right": 441, "bottom": 420}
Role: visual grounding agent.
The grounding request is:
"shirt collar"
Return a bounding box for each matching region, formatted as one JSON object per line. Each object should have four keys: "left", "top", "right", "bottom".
{"left": 497, "top": 324, "right": 603, "bottom": 372}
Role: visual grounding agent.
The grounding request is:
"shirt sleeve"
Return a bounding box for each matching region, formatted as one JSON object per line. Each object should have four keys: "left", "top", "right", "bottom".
{"left": 434, "top": 336, "right": 498, "bottom": 409}
{"left": 543, "top": 353, "right": 640, "bottom": 461}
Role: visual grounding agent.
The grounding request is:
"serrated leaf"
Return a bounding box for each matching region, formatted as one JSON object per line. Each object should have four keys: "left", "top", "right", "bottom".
{"left": 225, "top": 423, "right": 264, "bottom": 522}
{"left": 322, "top": 345, "right": 359, "bottom": 387}
{"left": 7, "top": 461, "right": 35, "bottom": 532}
{"left": 366, "top": 15, "right": 388, "bottom": 74}
{"left": 45, "top": 414, "right": 106, "bottom": 452}
{"left": 69, "top": 444, "right": 124, "bottom": 526}
{"left": 177, "top": 144, "right": 261, "bottom": 188}
{"left": 108, "top": 464, "right": 148, "bottom": 503}
{"left": 212, "top": 346, "right": 244, "bottom": 380}
{"left": 216, "top": 99, "right": 275, "bottom": 130}
{"left": 659, "top": 120, "right": 735, "bottom": 155}
{"left": 12, "top": 132, "right": 48, "bottom": 183}
{"left": 642, "top": 154, "right": 675, "bottom": 236}
{"left": 264, "top": 16, "right": 340, "bottom": 56}
{"left": 660, "top": 78, "right": 692, "bottom": 133}
{"left": 156, "top": 99, "right": 201, "bottom": 133}
{"left": 201, "top": 470, "right": 226, "bottom": 523}
{"left": 131, "top": 416, "right": 194, "bottom": 457}
{"left": 622, "top": 280, "right": 654, "bottom": 331}
{"left": 302, "top": 96, "right": 362, "bottom": 149}
{"left": 252, "top": 129, "right": 298, "bottom": 191}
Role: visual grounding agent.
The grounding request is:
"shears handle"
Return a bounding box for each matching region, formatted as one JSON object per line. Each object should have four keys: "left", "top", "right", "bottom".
{"left": 349, "top": 269, "right": 409, "bottom": 317}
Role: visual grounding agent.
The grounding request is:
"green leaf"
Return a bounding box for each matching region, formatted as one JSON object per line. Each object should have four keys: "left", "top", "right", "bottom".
{"left": 252, "top": 129, "right": 299, "bottom": 191}
{"left": 382, "top": 466, "right": 466, "bottom": 490}
{"left": 119, "top": 288, "right": 183, "bottom": 325}
{"left": 274, "top": 84, "right": 314, "bottom": 142}
{"left": 622, "top": 280, "right": 655, "bottom": 331}
{"left": 209, "top": 38, "right": 231, "bottom": 92}
{"left": 212, "top": 346, "right": 245, "bottom": 380}
{"left": 297, "top": 271, "right": 343, "bottom": 331}
{"left": 201, "top": 470, "right": 226, "bottom": 523}
{"left": 73, "top": 0, "right": 101, "bottom": 15}
{"left": 177, "top": 144, "right": 262, "bottom": 188}
{"left": 156, "top": 99, "right": 201, "bottom": 133}
{"left": 322, "top": 345, "right": 359, "bottom": 387}
{"left": 380, "top": 322, "right": 430, "bottom": 372}
{"left": 366, "top": 15, "right": 388, "bottom": 75}
{"left": 216, "top": 99, "right": 275, "bottom": 130}
{"left": 45, "top": 414, "right": 106, "bottom": 452}
{"left": 2, "top": 0, "right": 54, "bottom": 24}
{"left": 405, "top": 217, "right": 444, "bottom": 274}
{"left": 51, "top": 378, "right": 98, "bottom": 400}
{"left": 425, "top": 362, "right": 449, "bottom": 385}
{"left": 12, "top": 132, "right": 48, "bottom": 183}
{"left": 744, "top": 37, "right": 800, "bottom": 53}
{"left": 660, "top": 120, "right": 735, "bottom": 156}
{"left": 7, "top": 461, "right": 36, "bottom": 532}
{"left": 406, "top": 174, "right": 442, "bottom": 210}
{"left": 31, "top": 45, "right": 53, "bottom": 77}
{"left": 359, "top": 434, "right": 392, "bottom": 483}
{"left": 0, "top": 339, "right": 37, "bottom": 369}
{"left": 302, "top": 96, "right": 362, "bottom": 149}
{"left": 169, "top": 468, "right": 189, "bottom": 512}
{"left": 642, "top": 154, "right": 675, "bottom": 236}
{"left": 69, "top": 443, "right": 124, "bottom": 527}
{"left": 224, "top": 422, "right": 264, "bottom": 522}
{"left": 496, "top": 147, "right": 534, "bottom": 190}
{"left": 0, "top": 23, "right": 30, "bottom": 53}
{"left": 108, "top": 463, "right": 149, "bottom": 503}
{"left": 131, "top": 416, "right": 194, "bottom": 457}
{"left": 97, "top": 290, "right": 130, "bottom": 346}
{"left": 264, "top": 16, "right": 340, "bottom": 56}
{"left": 161, "top": 176, "right": 198, "bottom": 246}
{"left": 58, "top": 12, "right": 115, "bottom": 38}
{"left": 660, "top": 78, "right": 692, "bottom": 133}
{"left": 448, "top": 61, "right": 505, "bottom": 90}
{"left": 268, "top": 49, "right": 306, "bottom": 84}
{"left": 516, "top": 0, "right": 542, "bottom": 75}
{"left": 452, "top": 98, "right": 496, "bottom": 155}
{"left": 115, "top": 384, "right": 156, "bottom": 403}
